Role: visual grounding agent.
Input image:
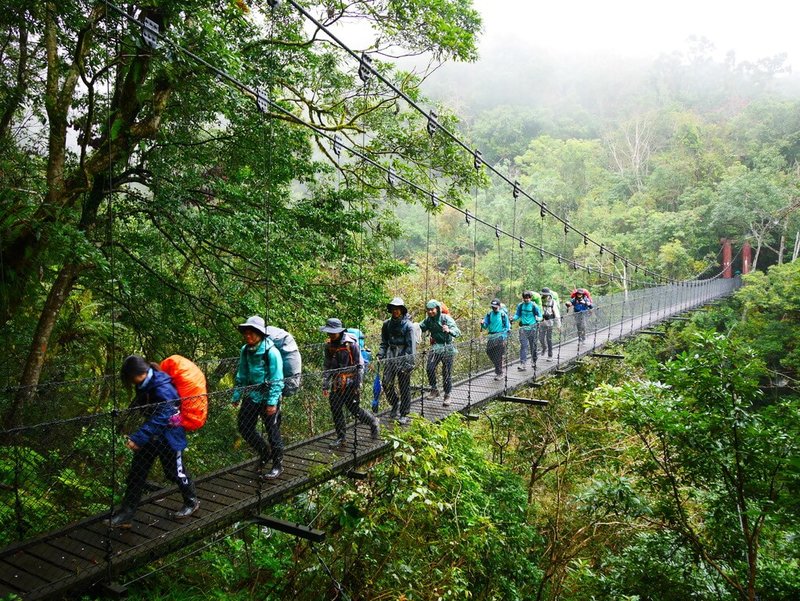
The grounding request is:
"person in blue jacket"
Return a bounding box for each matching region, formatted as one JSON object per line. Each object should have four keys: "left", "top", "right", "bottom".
{"left": 232, "top": 315, "right": 285, "bottom": 480}
{"left": 565, "top": 288, "right": 593, "bottom": 343}
{"left": 481, "top": 298, "right": 511, "bottom": 380}
{"left": 109, "top": 355, "right": 199, "bottom": 528}
{"left": 511, "top": 290, "right": 542, "bottom": 370}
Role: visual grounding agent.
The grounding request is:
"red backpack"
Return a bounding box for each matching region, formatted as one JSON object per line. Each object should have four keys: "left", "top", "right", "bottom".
{"left": 160, "top": 355, "right": 208, "bottom": 431}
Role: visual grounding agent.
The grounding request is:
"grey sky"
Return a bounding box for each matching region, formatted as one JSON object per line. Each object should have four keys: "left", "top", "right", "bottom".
{"left": 474, "top": 0, "right": 798, "bottom": 67}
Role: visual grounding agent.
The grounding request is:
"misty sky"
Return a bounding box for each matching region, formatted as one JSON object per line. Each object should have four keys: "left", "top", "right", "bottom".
{"left": 475, "top": 0, "right": 798, "bottom": 66}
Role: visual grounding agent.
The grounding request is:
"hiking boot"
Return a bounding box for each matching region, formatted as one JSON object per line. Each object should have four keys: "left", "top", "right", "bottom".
{"left": 262, "top": 463, "right": 283, "bottom": 480}
{"left": 370, "top": 417, "right": 381, "bottom": 440}
{"left": 493, "top": 375, "right": 503, "bottom": 381}
{"left": 517, "top": 364, "right": 527, "bottom": 371}
{"left": 389, "top": 410, "right": 398, "bottom": 419}
{"left": 426, "top": 390, "right": 440, "bottom": 400}
{"left": 397, "top": 416, "right": 411, "bottom": 426}
{"left": 108, "top": 506, "right": 135, "bottom": 528}
{"left": 442, "top": 394, "right": 451, "bottom": 407}
{"left": 546, "top": 357, "right": 553, "bottom": 362}
{"left": 174, "top": 500, "right": 200, "bottom": 519}
{"left": 329, "top": 437, "right": 345, "bottom": 449}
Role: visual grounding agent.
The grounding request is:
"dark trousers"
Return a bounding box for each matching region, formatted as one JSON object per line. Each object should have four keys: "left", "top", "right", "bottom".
{"left": 238, "top": 397, "right": 283, "bottom": 465}
{"left": 426, "top": 352, "right": 454, "bottom": 394}
{"left": 329, "top": 385, "right": 374, "bottom": 439}
{"left": 538, "top": 324, "right": 554, "bottom": 356}
{"left": 519, "top": 327, "right": 538, "bottom": 363}
{"left": 486, "top": 337, "right": 507, "bottom": 374}
{"left": 123, "top": 437, "right": 195, "bottom": 509}
{"left": 575, "top": 312, "right": 588, "bottom": 341}
{"left": 384, "top": 363, "right": 412, "bottom": 417}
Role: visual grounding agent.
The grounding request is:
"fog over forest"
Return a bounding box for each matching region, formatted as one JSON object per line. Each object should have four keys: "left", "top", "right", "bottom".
{"left": 423, "top": 36, "right": 800, "bottom": 124}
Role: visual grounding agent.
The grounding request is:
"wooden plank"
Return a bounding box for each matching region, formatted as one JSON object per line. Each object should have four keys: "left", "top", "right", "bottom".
{"left": 3, "top": 548, "right": 75, "bottom": 582}
{"left": 0, "top": 580, "right": 19, "bottom": 598}
{"left": 214, "top": 472, "right": 261, "bottom": 493}
{"left": 0, "top": 558, "right": 53, "bottom": 591}
{"left": 46, "top": 535, "right": 105, "bottom": 566}
{"left": 180, "top": 491, "right": 230, "bottom": 514}
{"left": 25, "top": 541, "right": 99, "bottom": 574}
{"left": 124, "top": 508, "right": 172, "bottom": 532}
{"left": 83, "top": 522, "right": 153, "bottom": 549}
{"left": 197, "top": 480, "right": 251, "bottom": 503}
{"left": 63, "top": 528, "right": 109, "bottom": 554}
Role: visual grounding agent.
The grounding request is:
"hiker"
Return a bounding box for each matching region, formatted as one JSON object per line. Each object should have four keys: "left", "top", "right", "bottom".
{"left": 378, "top": 297, "right": 417, "bottom": 424}
{"left": 481, "top": 298, "right": 511, "bottom": 380}
{"left": 419, "top": 299, "right": 461, "bottom": 405}
{"left": 511, "top": 291, "right": 542, "bottom": 371}
{"left": 232, "top": 315, "right": 285, "bottom": 480}
{"left": 538, "top": 287, "right": 561, "bottom": 361}
{"left": 321, "top": 318, "right": 381, "bottom": 448}
{"left": 109, "top": 355, "right": 199, "bottom": 527}
{"left": 565, "top": 288, "right": 593, "bottom": 343}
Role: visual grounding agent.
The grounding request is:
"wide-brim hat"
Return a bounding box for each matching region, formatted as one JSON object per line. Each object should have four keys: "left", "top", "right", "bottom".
{"left": 386, "top": 296, "right": 408, "bottom": 314}
{"left": 541, "top": 287, "right": 551, "bottom": 296}
{"left": 320, "top": 317, "right": 346, "bottom": 334}
{"left": 238, "top": 315, "right": 266, "bottom": 336}
{"left": 490, "top": 298, "right": 501, "bottom": 308}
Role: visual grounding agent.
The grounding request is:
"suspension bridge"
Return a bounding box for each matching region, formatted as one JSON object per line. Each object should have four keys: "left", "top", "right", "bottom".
{"left": 0, "top": 278, "right": 740, "bottom": 600}
{"left": 0, "top": 1, "right": 753, "bottom": 599}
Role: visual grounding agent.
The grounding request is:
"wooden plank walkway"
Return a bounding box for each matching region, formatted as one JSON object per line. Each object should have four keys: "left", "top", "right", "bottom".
{"left": 0, "top": 291, "right": 734, "bottom": 600}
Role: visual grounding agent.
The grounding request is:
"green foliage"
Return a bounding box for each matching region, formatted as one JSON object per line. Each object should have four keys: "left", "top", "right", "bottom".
{"left": 587, "top": 330, "right": 800, "bottom": 600}
{"left": 119, "top": 417, "right": 543, "bottom": 601}
{"left": 733, "top": 262, "right": 800, "bottom": 377}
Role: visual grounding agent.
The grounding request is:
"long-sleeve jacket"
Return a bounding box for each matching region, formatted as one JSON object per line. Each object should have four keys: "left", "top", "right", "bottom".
{"left": 540, "top": 297, "right": 562, "bottom": 327}
{"left": 323, "top": 331, "right": 364, "bottom": 392}
{"left": 232, "top": 337, "right": 285, "bottom": 406}
{"left": 568, "top": 297, "right": 593, "bottom": 313}
{"left": 129, "top": 369, "right": 187, "bottom": 451}
{"left": 481, "top": 309, "right": 511, "bottom": 340}
{"left": 512, "top": 301, "right": 542, "bottom": 330}
{"left": 378, "top": 316, "right": 417, "bottom": 371}
{"left": 419, "top": 302, "right": 461, "bottom": 356}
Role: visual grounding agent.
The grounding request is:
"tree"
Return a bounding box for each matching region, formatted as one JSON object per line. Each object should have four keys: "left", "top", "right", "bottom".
{"left": 590, "top": 331, "right": 800, "bottom": 600}
{"left": 0, "top": 0, "right": 483, "bottom": 425}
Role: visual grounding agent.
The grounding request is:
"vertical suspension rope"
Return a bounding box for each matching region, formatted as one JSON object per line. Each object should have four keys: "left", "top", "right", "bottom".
{"left": 466, "top": 156, "right": 480, "bottom": 415}
{"left": 256, "top": 2, "right": 280, "bottom": 507}
{"left": 103, "top": 2, "right": 118, "bottom": 579}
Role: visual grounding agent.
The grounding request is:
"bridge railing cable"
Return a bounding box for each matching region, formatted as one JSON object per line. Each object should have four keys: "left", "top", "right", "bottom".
{"left": 0, "top": 278, "right": 741, "bottom": 549}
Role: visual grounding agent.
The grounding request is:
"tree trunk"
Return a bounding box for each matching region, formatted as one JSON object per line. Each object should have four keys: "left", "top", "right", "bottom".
{"left": 777, "top": 218, "right": 788, "bottom": 265}
{"left": 752, "top": 235, "right": 763, "bottom": 270}
{"left": 5, "top": 263, "right": 80, "bottom": 428}
{"left": 0, "top": 9, "right": 29, "bottom": 139}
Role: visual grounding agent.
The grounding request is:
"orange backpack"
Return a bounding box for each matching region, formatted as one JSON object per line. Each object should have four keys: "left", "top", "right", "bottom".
{"left": 160, "top": 355, "right": 208, "bottom": 431}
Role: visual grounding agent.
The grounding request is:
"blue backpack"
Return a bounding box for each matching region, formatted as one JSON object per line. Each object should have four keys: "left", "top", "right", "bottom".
{"left": 346, "top": 328, "right": 372, "bottom": 364}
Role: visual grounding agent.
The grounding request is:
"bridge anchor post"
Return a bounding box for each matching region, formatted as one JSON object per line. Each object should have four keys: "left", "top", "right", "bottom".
{"left": 252, "top": 515, "right": 326, "bottom": 543}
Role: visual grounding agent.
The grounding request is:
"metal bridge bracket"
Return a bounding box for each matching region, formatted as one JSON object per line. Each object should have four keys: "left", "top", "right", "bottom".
{"left": 499, "top": 396, "right": 548, "bottom": 406}
{"left": 461, "top": 412, "right": 480, "bottom": 421}
{"left": 347, "top": 469, "right": 368, "bottom": 480}
{"left": 640, "top": 330, "right": 666, "bottom": 336}
{"left": 99, "top": 581, "right": 128, "bottom": 599}
{"left": 590, "top": 353, "right": 625, "bottom": 359}
{"left": 252, "top": 515, "right": 326, "bottom": 543}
